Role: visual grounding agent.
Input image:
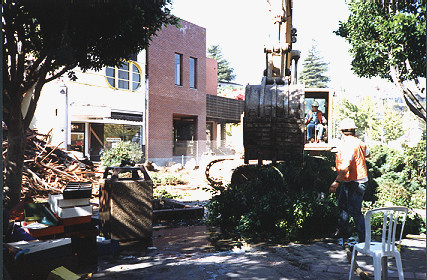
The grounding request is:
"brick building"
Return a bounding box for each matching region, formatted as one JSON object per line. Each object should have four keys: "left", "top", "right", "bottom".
{"left": 147, "top": 20, "right": 207, "bottom": 165}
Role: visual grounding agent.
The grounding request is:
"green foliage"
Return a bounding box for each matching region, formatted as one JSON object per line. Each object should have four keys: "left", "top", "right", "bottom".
{"left": 374, "top": 182, "right": 411, "bottom": 208}
{"left": 334, "top": 0, "right": 426, "bottom": 121}
{"left": 299, "top": 42, "right": 330, "bottom": 88}
{"left": 100, "top": 141, "right": 143, "bottom": 167}
{"left": 410, "top": 189, "right": 426, "bottom": 209}
{"left": 335, "top": 97, "right": 404, "bottom": 142}
{"left": 335, "top": 0, "right": 426, "bottom": 80}
{"left": 369, "top": 211, "right": 426, "bottom": 237}
{"left": 367, "top": 141, "right": 426, "bottom": 210}
{"left": 150, "top": 172, "right": 186, "bottom": 186}
{"left": 153, "top": 188, "right": 182, "bottom": 200}
{"left": 208, "top": 141, "right": 426, "bottom": 242}
{"left": 207, "top": 154, "right": 338, "bottom": 242}
{"left": 3, "top": 0, "right": 179, "bottom": 210}
{"left": 207, "top": 45, "right": 236, "bottom": 82}
{"left": 334, "top": 97, "right": 379, "bottom": 139}
{"left": 382, "top": 103, "right": 405, "bottom": 142}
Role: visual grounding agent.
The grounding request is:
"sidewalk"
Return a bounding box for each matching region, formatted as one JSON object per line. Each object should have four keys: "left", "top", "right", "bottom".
{"left": 91, "top": 225, "right": 426, "bottom": 280}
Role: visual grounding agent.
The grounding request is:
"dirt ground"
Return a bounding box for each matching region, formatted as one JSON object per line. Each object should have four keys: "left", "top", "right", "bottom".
{"left": 148, "top": 157, "right": 245, "bottom": 202}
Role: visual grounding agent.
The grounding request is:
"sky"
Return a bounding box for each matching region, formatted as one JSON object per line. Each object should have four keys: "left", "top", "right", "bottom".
{"left": 170, "top": 0, "right": 398, "bottom": 96}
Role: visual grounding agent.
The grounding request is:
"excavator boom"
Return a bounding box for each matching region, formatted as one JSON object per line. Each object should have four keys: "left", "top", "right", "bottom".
{"left": 243, "top": 0, "right": 304, "bottom": 164}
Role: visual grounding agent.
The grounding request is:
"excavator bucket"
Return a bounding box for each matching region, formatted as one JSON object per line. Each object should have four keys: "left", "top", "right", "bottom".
{"left": 243, "top": 80, "right": 305, "bottom": 164}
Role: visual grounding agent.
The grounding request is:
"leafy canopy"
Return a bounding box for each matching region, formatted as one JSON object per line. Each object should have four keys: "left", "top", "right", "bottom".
{"left": 335, "top": 0, "right": 426, "bottom": 80}
{"left": 334, "top": 0, "right": 426, "bottom": 121}
{"left": 2, "top": 0, "right": 178, "bottom": 210}
{"left": 3, "top": 0, "right": 179, "bottom": 127}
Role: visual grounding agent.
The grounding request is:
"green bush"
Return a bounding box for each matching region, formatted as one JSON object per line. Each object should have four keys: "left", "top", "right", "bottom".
{"left": 100, "top": 141, "right": 143, "bottom": 167}
{"left": 207, "top": 154, "right": 338, "bottom": 243}
{"left": 153, "top": 188, "right": 182, "bottom": 199}
{"left": 368, "top": 141, "right": 426, "bottom": 193}
{"left": 410, "top": 189, "right": 426, "bottom": 209}
{"left": 150, "top": 172, "right": 186, "bottom": 186}
{"left": 365, "top": 141, "right": 426, "bottom": 236}
{"left": 373, "top": 182, "right": 410, "bottom": 208}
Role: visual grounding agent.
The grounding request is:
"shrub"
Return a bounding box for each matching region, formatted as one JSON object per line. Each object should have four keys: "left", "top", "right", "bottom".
{"left": 153, "top": 188, "right": 182, "bottom": 199}
{"left": 100, "top": 141, "right": 143, "bottom": 167}
{"left": 374, "top": 180, "right": 410, "bottom": 208}
{"left": 410, "top": 189, "right": 426, "bottom": 209}
{"left": 207, "top": 154, "right": 338, "bottom": 243}
{"left": 150, "top": 172, "right": 187, "bottom": 186}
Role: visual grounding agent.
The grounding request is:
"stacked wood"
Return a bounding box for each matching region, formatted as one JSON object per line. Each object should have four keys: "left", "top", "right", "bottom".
{"left": 3, "top": 129, "right": 101, "bottom": 200}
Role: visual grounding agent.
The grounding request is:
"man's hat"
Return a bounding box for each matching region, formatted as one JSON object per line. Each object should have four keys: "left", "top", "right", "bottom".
{"left": 340, "top": 118, "right": 357, "bottom": 130}
{"left": 312, "top": 101, "right": 319, "bottom": 107}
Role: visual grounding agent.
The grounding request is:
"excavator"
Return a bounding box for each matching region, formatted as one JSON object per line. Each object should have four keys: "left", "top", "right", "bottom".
{"left": 243, "top": 0, "right": 334, "bottom": 164}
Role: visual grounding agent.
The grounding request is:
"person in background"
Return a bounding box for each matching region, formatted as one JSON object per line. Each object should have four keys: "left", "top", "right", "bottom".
{"left": 305, "top": 101, "right": 327, "bottom": 143}
{"left": 329, "top": 118, "right": 370, "bottom": 243}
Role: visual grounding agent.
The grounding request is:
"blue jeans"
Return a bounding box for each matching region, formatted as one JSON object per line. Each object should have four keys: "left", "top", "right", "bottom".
{"left": 337, "top": 181, "right": 367, "bottom": 242}
{"left": 307, "top": 123, "right": 324, "bottom": 140}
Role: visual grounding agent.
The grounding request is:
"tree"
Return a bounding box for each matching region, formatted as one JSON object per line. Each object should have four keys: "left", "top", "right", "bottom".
{"left": 335, "top": 97, "right": 379, "bottom": 139}
{"left": 2, "top": 0, "right": 178, "bottom": 210}
{"left": 335, "top": 97, "right": 405, "bottom": 143}
{"left": 299, "top": 42, "right": 330, "bottom": 88}
{"left": 207, "top": 45, "right": 236, "bottom": 82}
{"left": 381, "top": 102, "right": 405, "bottom": 143}
{"left": 335, "top": 0, "right": 426, "bottom": 122}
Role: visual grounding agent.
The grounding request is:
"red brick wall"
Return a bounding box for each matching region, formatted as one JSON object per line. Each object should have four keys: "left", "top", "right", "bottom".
{"left": 206, "top": 57, "right": 218, "bottom": 95}
{"left": 147, "top": 20, "right": 207, "bottom": 160}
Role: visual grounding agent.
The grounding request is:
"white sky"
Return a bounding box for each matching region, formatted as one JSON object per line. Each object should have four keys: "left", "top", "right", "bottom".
{"left": 170, "top": 0, "right": 397, "bottom": 96}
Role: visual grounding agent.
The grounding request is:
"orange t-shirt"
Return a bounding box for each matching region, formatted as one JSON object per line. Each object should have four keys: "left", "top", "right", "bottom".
{"left": 336, "top": 137, "right": 369, "bottom": 182}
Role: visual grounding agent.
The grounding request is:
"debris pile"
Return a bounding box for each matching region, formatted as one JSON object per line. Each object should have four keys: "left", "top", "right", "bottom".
{"left": 3, "top": 129, "right": 100, "bottom": 199}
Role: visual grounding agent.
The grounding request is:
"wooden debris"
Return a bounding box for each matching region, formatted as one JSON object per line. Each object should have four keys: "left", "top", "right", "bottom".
{"left": 3, "top": 129, "right": 101, "bottom": 200}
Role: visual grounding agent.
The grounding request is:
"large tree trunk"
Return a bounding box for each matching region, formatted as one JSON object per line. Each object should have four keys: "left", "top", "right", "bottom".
{"left": 4, "top": 102, "right": 27, "bottom": 210}
{"left": 390, "top": 63, "right": 426, "bottom": 122}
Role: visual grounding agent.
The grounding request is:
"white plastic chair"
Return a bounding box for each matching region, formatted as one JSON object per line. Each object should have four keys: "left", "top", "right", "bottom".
{"left": 349, "top": 206, "right": 408, "bottom": 280}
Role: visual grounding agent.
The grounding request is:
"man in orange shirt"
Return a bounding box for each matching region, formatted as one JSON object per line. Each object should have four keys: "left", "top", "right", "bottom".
{"left": 329, "top": 118, "right": 369, "bottom": 243}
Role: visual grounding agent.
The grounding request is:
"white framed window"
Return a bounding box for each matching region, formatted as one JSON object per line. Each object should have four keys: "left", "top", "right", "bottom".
{"left": 106, "top": 61, "right": 141, "bottom": 91}
{"left": 175, "top": 53, "right": 183, "bottom": 86}
{"left": 189, "top": 57, "right": 197, "bottom": 89}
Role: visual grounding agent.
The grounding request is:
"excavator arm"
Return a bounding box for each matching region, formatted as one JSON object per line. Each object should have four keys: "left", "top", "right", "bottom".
{"left": 243, "top": 0, "right": 304, "bottom": 164}
{"left": 265, "top": 0, "right": 299, "bottom": 84}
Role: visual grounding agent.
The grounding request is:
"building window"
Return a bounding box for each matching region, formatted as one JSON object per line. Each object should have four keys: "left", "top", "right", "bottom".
{"left": 106, "top": 61, "right": 141, "bottom": 91}
{"left": 189, "top": 57, "right": 197, "bottom": 89}
{"left": 175, "top": 53, "right": 182, "bottom": 86}
{"left": 70, "top": 122, "right": 85, "bottom": 153}
{"left": 104, "top": 124, "right": 142, "bottom": 150}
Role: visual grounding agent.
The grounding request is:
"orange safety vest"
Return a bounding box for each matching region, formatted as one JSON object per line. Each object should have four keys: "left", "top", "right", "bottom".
{"left": 336, "top": 138, "right": 368, "bottom": 181}
{"left": 307, "top": 110, "right": 323, "bottom": 124}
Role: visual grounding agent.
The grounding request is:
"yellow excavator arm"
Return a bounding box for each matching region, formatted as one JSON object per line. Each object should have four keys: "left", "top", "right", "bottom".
{"left": 264, "top": 0, "right": 299, "bottom": 84}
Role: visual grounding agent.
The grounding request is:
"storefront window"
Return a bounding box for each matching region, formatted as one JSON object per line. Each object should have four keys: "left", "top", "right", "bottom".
{"left": 71, "top": 123, "right": 85, "bottom": 152}
{"left": 104, "top": 124, "right": 141, "bottom": 150}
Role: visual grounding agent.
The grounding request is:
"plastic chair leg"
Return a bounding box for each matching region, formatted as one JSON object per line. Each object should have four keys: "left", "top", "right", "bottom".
{"left": 373, "top": 256, "right": 382, "bottom": 280}
{"left": 381, "top": 256, "right": 388, "bottom": 279}
{"left": 394, "top": 252, "right": 404, "bottom": 280}
{"left": 349, "top": 249, "right": 358, "bottom": 280}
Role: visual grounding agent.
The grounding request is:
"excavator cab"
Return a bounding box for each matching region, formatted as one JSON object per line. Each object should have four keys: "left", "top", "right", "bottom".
{"left": 304, "top": 88, "right": 336, "bottom": 152}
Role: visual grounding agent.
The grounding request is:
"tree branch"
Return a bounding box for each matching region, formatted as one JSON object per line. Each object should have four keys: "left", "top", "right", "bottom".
{"left": 45, "top": 65, "right": 72, "bottom": 84}
{"left": 404, "top": 59, "right": 425, "bottom": 96}
{"left": 390, "top": 64, "right": 426, "bottom": 122}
